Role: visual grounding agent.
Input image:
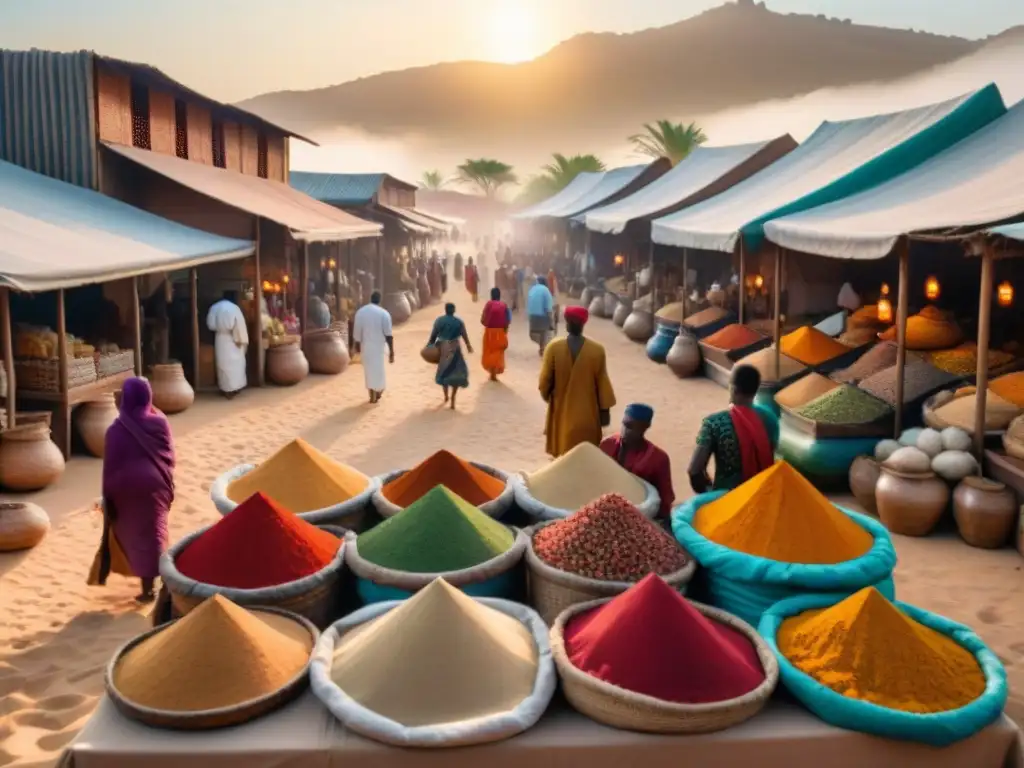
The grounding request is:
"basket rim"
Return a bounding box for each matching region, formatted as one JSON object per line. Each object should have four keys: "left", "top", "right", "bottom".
{"left": 550, "top": 596, "right": 779, "bottom": 713}
{"left": 105, "top": 605, "right": 319, "bottom": 724}
{"left": 513, "top": 471, "right": 659, "bottom": 521}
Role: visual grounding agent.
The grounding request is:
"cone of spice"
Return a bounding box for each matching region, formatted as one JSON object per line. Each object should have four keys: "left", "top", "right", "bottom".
{"left": 330, "top": 579, "right": 539, "bottom": 726}
{"left": 533, "top": 494, "right": 688, "bottom": 581}
{"left": 684, "top": 306, "right": 730, "bottom": 328}
{"left": 357, "top": 486, "right": 514, "bottom": 573}
{"left": 527, "top": 442, "right": 646, "bottom": 510}
{"left": 780, "top": 326, "right": 850, "bottom": 366}
{"left": 113, "top": 595, "right": 312, "bottom": 712}
{"left": 175, "top": 492, "right": 341, "bottom": 589}
{"left": 694, "top": 462, "right": 873, "bottom": 564}
{"left": 564, "top": 574, "right": 765, "bottom": 703}
{"left": 777, "top": 588, "right": 986, "bottom": 714}
{"left": 702, "top": 324, "right": 763, "bottom": 351}
{"left": 775, "top": 372, "right": 840, "bottom": 410}
{"left": 382, "top": 450, "right": 505, "bottom": 507}
{"left": 226, "top": 438, "right": 370, "bottom": 513}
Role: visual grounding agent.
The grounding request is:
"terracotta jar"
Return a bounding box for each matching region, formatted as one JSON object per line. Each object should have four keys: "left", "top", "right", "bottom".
{"left": 0, "top": 501, "right": 51, "bottom": 551}
{"left": 307, "top": 331, "right": 351, "bottom": 376}
{"left": 588, "top": 294, "right": 606, "bottom": 319}
{"left": 0, "top": 423, "right": 66, "bottom": 491}
{"left": 76, "top": 394, "right": 117, "bottom": 458}
{"left": 646, "top": 321, "right": 680, "bottom": 364}
{"left": 580, "top": 287, "right": 594, "bottom": 308}
{"left": 382, "top": 292, "right": 412, "bottom": 324}
{"left": 612, "top": 297, "right": 633, "bottom": 327}
{"left": 603, "top": 292, "right": 619, "bottom": 318}
{"left": 623, "top": 310, "right": 654, "bottom": 342}
{"left": 953, "top": 476, "right": 1017, "bottom": 549}
{"left": 666, "top": 332, "right": 702, "bottom": 378}
{"left": 417, "top": 275, "right": 431, "bottom": 307}
{"left": 405, "top": 289, "right": 420, "bottom": 312}
{"left": 150, "top": 362, "right": 195, "bottom": 414}
{"left": 267, "top": 342, "right": 309, "bottom": 386}
{"left": 848, "top": 455, "right": 881, "bottom": 515}
{"left": 875, "top": 466, "right": 949, "bottom": 537}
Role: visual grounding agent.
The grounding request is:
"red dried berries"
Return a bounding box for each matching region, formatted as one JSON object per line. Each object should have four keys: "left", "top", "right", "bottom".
{"left": 532, "top": 493, "right": 689, "bottom": 581}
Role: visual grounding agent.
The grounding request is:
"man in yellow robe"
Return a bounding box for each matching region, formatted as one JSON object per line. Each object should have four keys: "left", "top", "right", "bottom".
{"left": 539, "top": 306, "right": 616, "bottom": 457}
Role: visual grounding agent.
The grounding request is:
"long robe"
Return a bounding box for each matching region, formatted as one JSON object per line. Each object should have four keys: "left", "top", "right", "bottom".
{"left": 206, "top": 300, "right": 248, "bottom": 393}
{"left": 539, "top": 337, "right": 616, "bottom": 457}
{"left": 353, "top": 303, "right": 393, "bottom": 392}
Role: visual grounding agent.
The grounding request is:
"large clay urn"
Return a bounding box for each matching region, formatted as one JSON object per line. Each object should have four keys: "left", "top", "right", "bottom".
{"left": 665, "top": 332, "right": 702, "bottom": 378}
{"left": 405, "top": 289, "right": 420, "bottom": 312}
{"left": 0, "top": 423, "right": 65, "bottom": 491}
{"left": 848, "top": 455, "right": 881, "bottom": 515}
{"left": 623, "top": 310, "right": 654, "bottom": 342}
{"left": 76, "top": 394, "right": 117, "bottom": 458}
{"left": 646, "top": 320, "right": 680, "bottom": 364}
{"left": 613, "top": 297, "right": 633, "bottom": 327}
{"left": 953, "top": 476, "right": 1017, "bottom": 549}
{"left": 150, "top": 362, "right": 195, "bottom": 414}
{"left": 0, "top": 501, "right": 51, "bottom": 551}
{"left": 588, "top": 292, "right": 607, "bottom": 319}
{"left": 603, "top": 292, "right": 619, "bottom": 318}
{"left": 306, "top": 330, "right": 351, "bottom": 376}
{"left": 417, "top": 275, "right": 431, "bottom": 307}
{"left": 875, "top": 466, "right": 948, "bottom": 537}
{"left": 580, "top": 287, "right": 594, "bottom": 308}
{"left": 382, "top": 292, "right": 412, "bottom": 324}
{"left": 267, "top": 342, "right": 309, "bottom": 386}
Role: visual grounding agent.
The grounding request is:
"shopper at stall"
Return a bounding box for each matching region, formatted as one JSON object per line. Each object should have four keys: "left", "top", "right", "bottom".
{"left": 428, "top": 302, "right": 473, "bottom": 409}
{"left": 352, "top": 291, "right": 394, "bottom": 404}
{"left": 527, "top": 276, "right": 555, "bottom": 355}
{"left": 600, "top": 404, "right": 675, "bottom": 519}
{"left": 480, "top": 287, "right": 511, "bottom": 381}
{"left": 206, "top": 290, "right": 248, "bottom": 398}
{"left": 465, "top": 256, "right": 479, "bottom": 301}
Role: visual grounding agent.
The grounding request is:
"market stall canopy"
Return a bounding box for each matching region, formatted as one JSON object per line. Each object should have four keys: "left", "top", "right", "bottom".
{"left": 511, "top": 171, "right": 605, "bottom": 221}
{"left": 103, "top": 144, "right": 382, "bottom": 242}
{"left": 0, "top": 158, "right": 253, "bottom": 292}
{"left": 288, "top": 172, "right": 416, "bottom": 207}
{"left": 583, "top": 136, "right": 798, "bottom": 237}
{"left": 416, "top": 209, "right": 466, "bottom": 227}
{"left": 377, "top": 204, "right": 449, "bottom": 233}
{"left": 650, "top": 85, "right": 1006, "bottom": 255}
{"left": 560, "top": 161, "right": 668, "bottom": 222}
{"left": 762, "top": 102, "right": 1024, "bottom": 260}
{"left": 988, "top": 221, "right": 1024, "bottom": 244}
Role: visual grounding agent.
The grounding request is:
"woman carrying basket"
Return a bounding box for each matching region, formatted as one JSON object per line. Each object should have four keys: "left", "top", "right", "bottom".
{"left": 428, "top": 303, "right": 474, "bottom": 410}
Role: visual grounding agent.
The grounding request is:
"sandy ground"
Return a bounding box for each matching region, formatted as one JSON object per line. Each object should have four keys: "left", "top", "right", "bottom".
{"left": 0, "top": 281, "right": 1022, "bottom": 766}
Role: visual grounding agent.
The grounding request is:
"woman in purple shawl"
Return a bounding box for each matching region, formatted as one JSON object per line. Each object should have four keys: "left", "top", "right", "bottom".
{"left": 92, "top": 377, "right": 175, "bottom": 602}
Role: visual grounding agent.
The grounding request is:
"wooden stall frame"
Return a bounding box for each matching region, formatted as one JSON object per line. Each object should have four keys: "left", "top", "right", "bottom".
{"left": 190, "top": 268, "right": 199, "bottom": 389}
{"left": 254, "top": 218, "right": 264, "bottom": 387}
{"left": 738, "top": 239, "right": 746, "bottom": 324}
{"left": 1, "top": 287, "right": 15, "bottom": 428}
{"left": 300, "top": 241, "right": 310, "bottom": 351}
{"left": 773, "top": 245, "right": 783, "bottom": 382}
{"left": 131, "top": 278, "right": 142, "bottom": 376}
{"left": 376, "top": 238, "right": 384, "bottom": 294}
{"left": 893, "top": 239, "right": 910, "bottom": 437}
{"left": 973, "top": 243, "right": 995, "bottom": 463}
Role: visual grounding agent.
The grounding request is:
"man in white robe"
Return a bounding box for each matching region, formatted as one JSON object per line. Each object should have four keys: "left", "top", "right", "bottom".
{"left": 352, "top": 291, "right": 394, "bottom": 404}
{"left": 206, "top": 291, "right": 249, "bottom": 398}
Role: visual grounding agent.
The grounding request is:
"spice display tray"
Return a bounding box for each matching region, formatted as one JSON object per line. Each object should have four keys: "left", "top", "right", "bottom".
{"left": 683, "top": 311, "right": 735, "bottom": 340}
{"left": 965, "top": 356, "right": 1024, "bottom": 386}
{"left": 922, "top": 390, "right": 1011, "bottom": 438}
{"left": 702, "top": 354, "right": 807, "bottom": 391}
{"left": 780, "top": 405, "right": 895, "bottom": 440}
{"left": 807, "top": 341, "right": 874, "bottom": 376}
{"left": 698, "top": 331, "right": 771, "bottom": 370}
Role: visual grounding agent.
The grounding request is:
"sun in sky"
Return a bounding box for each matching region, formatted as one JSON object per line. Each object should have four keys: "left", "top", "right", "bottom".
{"left": 486, "top": 0, "right": 541, "bottom": 64}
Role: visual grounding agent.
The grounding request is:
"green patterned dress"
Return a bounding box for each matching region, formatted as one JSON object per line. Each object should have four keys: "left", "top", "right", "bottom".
{"left": 695, "top": 406, "right": 780, "bottom": 491}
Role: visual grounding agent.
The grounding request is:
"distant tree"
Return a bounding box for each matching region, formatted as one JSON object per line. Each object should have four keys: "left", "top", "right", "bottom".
{"left": 455, "top": 159, "right": 518, "bottom": 198}
{"left": 420, "top": 170, "right": 449, "bottom": 190}
{"left": 514, "top": 153, "right": 605, "bottom": 206}
{"left": 629, "top": 120, "right": 708, "bottom": 166}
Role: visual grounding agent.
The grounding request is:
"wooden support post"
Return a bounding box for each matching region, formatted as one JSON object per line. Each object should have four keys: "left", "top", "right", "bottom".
{"left": 334, "top": 242, "right": 343, "bottom": 320}
{"left": 893, "top": 240, "right": 910, "bottom": 437}
{"left": 648, "top": 240, "right": 655, "bottom": 306}
{"left": 300, "top": 241, "right": 310, "bottom": 351}
{"left": 57, "top": 288, "right": 69, "bottom": 458}
{"left": 773, "top": 246, "right": 783, "bottom": 382}
{"left": 681, "top": 249, "right": 688, "bottom": 325}
{"left": 1, "top": 287, "right": 15, "bottom": 429}
{"left": 190, "top": 268, "right": 200, "bottom": 390}
{"left": 738, "top": 240, "right": 746, "bottom": 325}
{"left": 254, "top": 219, "right": 264, "bottom": 387}
{"left": 377, "top": 239, "right": 385, "bottom": 295}
{"left": 131, "top": 277, "right": 142, "bottom": 376}
{"left": 974, "top": 244, "right": 995, "bottom": 464}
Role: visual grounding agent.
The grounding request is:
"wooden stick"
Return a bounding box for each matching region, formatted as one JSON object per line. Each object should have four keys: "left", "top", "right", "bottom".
{"left": 893, "top": 240, "right": 910, "bottom": 437}
{"left": 190, "top": 268, "right": 200, "bottom": 390}
{"left": 334, "top": 242, "right": 343, "bottom": 319}
{"left": 131, "top": 277, "right": 142, "bottom": 376}
{"left": 254, "top": 218, "right": 264, "bottom": 387}
{"left": 681, "top": 248, "right": 688, "bottom": 325}
{"left": 738, "top": 239, "right": 746, "bottom": 324}
{"left": 377, "top": 239, "right": 384, "bottom": 295}
{"left": 300, "top": 241, "right": 310, "bottom": 350}
{"left": 773, "top": 245, "right": 783, "bottom": 382}
{"left": 57, "top": 288, "right": 69, "bottom": 457}
{"left": 1, "top": 287, "right": 15, "bottom": 429}
{"left": 974, "top": 243, "right": 994, "bottom": 465}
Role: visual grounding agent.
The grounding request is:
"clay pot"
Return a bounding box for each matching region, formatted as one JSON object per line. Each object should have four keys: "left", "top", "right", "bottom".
{"left": 603, "top": 292, "right": 618, "bottom": 317}
{"left": 306, "top": 331, "right": 350, "bottom": 376}
{"left": 417, "top": 276, "right": 431, "bottom": 307}
{"left": 0, "top": 501, "right": 50, "bottom": 551}
{"left": 588, "top": 295, "right": 606, "bottom": 319}
{"left": 382, "top": 292, "right": 412, "bottom": 324}
{"left": 266, "top": 342, "right": 309, "bottom": 386}
{"left": 405, "top": 289, "right": 420, "bottom": 312}
{"left": 849, "top": 455, "right": 881, "bottom": 515}
{"left": 76, "top": 394, "right": 117, "bottom": 458}
{"left": 612, "top": 297, "right": 633, "bottom": 327}
{"left": 665, "top": 332, "right": 702, "bottom": 378}
{"left": 0, "top": 424, "right": 66, "bottom": 491}
{"left": 150, "top": 362, "right": 195, "bottom": 414}
{"left": 875, "top": 466, "right": 949, "bottom": 537}
{"left": 646, "top": 321, "right": 680, "bottom": 364}
{"left": 581, "top": 287, "right": 594, "bottom": 308}
{"left": 623, "top": 310, "right": 654, "bottom": 342}
{"left": 953, "top": 476, "right": 1017, "bottom": 549}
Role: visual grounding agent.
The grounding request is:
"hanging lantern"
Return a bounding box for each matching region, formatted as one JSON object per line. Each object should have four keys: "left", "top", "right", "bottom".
{"left": 924, "top": 275, "right": 940, "bottom": 301}
{"left": 880, "top": 282, "right": 890, "bottom": 297}
{"left": 328, "top": 258, "right": 337, "bottom": 269}
{"left": 998, "top": 281, "right": 1014, "bottom": 307}
{"left": 261, "top": 280, "right": 272, "bottom": 292}
{"left": 282, "top": 274, "right": 290, "bottom": 285}
{"left": 754, "top": 274, "right": 765, "bottom": 290}
{"left": 877, "top": 298, "right": 893, "bottom": 323}
{"left": 614, "top": 254, "right": 625, "bottom": 266}
{"left": 273, "top": 283, "right": 283, "bottom": 294}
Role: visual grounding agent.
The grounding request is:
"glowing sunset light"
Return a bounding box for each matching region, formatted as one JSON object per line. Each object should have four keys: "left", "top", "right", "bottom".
{"left": 488, "top": 1, "right": 541, "bottom": 64}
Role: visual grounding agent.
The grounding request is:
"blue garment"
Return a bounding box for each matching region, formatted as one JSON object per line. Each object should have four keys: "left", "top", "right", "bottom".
{"left": 429, "top": 314, "right": 469, "bottom": 388}
{"left": 527, "top": 284, "right": 554, "bottom": 317}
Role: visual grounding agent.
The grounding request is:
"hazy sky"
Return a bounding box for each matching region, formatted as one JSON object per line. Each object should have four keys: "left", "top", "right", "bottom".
{"left": 1, "top": 0, "right": 1021, "bottom": 102}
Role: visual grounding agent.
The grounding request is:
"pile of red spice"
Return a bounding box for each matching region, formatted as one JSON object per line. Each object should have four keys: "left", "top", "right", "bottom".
{"left": 175, "top": 492, "right": 341, "bottom": 589}
{"left": 532, "top": 493, "right": 689, "bottom": 581}
{"left": 565, "top": 574, "right": 765, "bottom": 703}
{"left": 703, "top": 324, "right": 764, "bottom": 351}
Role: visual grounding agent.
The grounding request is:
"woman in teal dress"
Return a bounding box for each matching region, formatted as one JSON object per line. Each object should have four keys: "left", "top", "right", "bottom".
{"left": 428, "top": 303, "right": 473, "bottom": 410}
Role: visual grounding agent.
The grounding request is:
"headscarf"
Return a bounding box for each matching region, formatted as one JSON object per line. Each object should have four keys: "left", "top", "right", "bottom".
{"left": 564, "top": 306, "right": 589, "bottom": 325}
{"left": 104, "top": 378, "right": 176, "bottom": 493}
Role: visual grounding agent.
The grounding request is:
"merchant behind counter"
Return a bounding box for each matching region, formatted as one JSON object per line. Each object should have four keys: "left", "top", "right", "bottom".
{"left": 599, "top": 403, "right": 675, "bottom": 520}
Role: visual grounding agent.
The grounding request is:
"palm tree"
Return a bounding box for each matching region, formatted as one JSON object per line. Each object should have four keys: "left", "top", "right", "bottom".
{"left": 455, "top": 159, "right": 518, "bottom": 198}
{"left": 515, "top": 153, "right": 605, "bottom": 206}
{"left": 420, "top": 170, "right": 448, "bottom": 190}
{"left": 629, "top": 120, "right": 708, "bottom": 166}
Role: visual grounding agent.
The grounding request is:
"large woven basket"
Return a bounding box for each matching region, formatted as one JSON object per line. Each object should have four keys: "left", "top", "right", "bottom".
{"left": 370, "top": 463, "right": 514, "bottom": 520}
{"left": 512, "top": 472, "right": 661, "bottom": 521}
{"left": 550, "top": 597, "right": 778, "bottom": 734}
{"left": 525, "top": 521, "right": 696, "bottom": 625}
{"left": 106, "top": 605, "right": 318, "bottom": 730}
{"left": 159, "top": 527, "right": 347, "bottom": 630}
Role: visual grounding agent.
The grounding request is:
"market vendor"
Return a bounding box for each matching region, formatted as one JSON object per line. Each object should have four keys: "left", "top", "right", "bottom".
{"left": 600, "top": 404, "right": 675, "bottom": 519}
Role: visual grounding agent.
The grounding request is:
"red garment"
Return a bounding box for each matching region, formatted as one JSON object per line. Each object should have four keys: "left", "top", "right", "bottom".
{"left": 564, "top": 305, "right": 589, "bottom": 325}
{"left": 465, "top": 265, "right": 479, "bottom": 293}
{"left": 600, "top": 435, "right": 675, "bottom": 518}
{"left": 729, "top": 405, "right": 773, "bottom": 482}
{"left": 481, "top": 299, "right": 510, "bottom": 329}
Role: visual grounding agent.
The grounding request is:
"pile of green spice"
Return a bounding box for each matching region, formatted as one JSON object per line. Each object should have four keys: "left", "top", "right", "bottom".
{"left": 356, "top": 485, "right": 514, "bottom": 572}
{"left": 796, "top": 385, "right": 893, "bottom": 425}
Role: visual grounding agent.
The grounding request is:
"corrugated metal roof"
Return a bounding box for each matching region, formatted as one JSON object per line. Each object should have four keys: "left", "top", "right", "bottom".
{"left": 988, "top": 222, "right": 1024, "bottom": 244}
{"left": 104, "top": 143, "right": 382, "bottom": 242}
{"left": 0, "top": 158, "right": 253, "bottom": 292}
{"left": 289, "top": 172, "right": 386, "bottom": 206}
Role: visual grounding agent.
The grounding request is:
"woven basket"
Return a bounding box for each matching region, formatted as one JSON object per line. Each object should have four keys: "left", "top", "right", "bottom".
{"left": 106, "top": 606, "right": 318, "bottom": 730}
{"left": 96, "top": 349, "right": 135, "bottom": 379}
{"left": 15, "top": 357, "right": 96, "bottom": 392}
{"left": 550, "top": 597, "right": 778, "bottom": 733}
{"left": 159, "top": 527, "right": 347, "bottom": 630}
{"left": 512, "top": 472, "right": 661, "bottom": 521}
{"left": 525, "top": 521, "right": 696, "bottom": 625}
{"left": 371, "top": 463, "right": 514, "bottom": 520}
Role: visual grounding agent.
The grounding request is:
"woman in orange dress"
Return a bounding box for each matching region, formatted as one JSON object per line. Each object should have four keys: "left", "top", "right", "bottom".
{"left": 480, "top": 288, "right": 511, "bottom": 381}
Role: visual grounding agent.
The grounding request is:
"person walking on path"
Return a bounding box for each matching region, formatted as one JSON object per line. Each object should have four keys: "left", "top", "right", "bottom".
{"left": 205, "top": 290, "right": 248, "bottom": 399}
{"left": 480, "top": 287, "right": 511, "bottom": 381}
{"left": 527, "top": 276, "right": 555, "bottom": 356}
{"left": 465, "top": 257, "right": 479, "bottom": 302}
{"left": 600, "top": 404, "right": 675, "bottom": 520}
{"left": 88, "top": 377, "right": 175, "bottom": 603}
{"left": 688, "top": 363, "right": 778, "bottom": 494}
{"left": 428, "top": 302, "right": 473, "bottom": 409}
{"left": 352, "top": 291, "right": 394, "bottom": 404}
{"left": 539, "top": 306, "right": 616, "bottom": 457}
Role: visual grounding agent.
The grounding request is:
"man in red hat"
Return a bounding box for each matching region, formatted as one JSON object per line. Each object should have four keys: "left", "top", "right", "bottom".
{"left": 538, "top": 306, "right": 616, "bottom": 457}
